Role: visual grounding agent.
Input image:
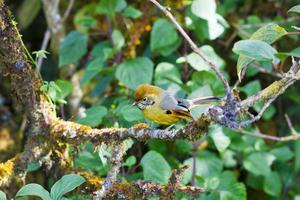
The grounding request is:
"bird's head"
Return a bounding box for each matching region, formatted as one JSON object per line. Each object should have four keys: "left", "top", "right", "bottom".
{"left": 133, "top": 84, "right": 162, "bottom": 110}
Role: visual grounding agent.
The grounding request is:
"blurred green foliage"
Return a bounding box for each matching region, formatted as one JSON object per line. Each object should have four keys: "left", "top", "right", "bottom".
{"left": 2, "top": 0, "right": 300, "bottom": 199}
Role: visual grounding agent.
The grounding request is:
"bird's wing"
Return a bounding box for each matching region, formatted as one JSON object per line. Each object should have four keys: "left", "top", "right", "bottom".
{"left": 159, "top": 92, "right": 190, "bottom": 112}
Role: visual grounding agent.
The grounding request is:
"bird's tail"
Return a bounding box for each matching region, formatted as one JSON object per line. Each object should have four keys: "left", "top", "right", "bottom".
{"left": 189, "top": 96, "right": 221, "bottom": 108}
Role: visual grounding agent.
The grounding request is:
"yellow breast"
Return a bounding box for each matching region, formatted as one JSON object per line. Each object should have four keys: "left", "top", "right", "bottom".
{"left": 142, "top": 106, "right": 181, "bottom": 125}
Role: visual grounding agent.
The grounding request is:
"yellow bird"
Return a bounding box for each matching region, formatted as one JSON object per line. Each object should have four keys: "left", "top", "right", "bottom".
{"left": 132, "top": 84, "right": 220, "bottom": 125}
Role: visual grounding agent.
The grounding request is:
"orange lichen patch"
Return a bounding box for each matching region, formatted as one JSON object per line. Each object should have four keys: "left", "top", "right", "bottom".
{"left": 0, "top": 128, "right": 14, "bottom": 151}
{"left": 133, "top": 123, "right": 149, "bottom": 129}
{"left": 0, "top": 159, "right": 14, "bottom": 186}
{"left": 78, "top": 171, "right": 103, "bottom": 188}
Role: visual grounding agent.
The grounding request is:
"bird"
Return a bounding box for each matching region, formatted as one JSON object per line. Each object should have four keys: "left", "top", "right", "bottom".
{"left": 132, "top": 84, "right": 221, "bottom": 125}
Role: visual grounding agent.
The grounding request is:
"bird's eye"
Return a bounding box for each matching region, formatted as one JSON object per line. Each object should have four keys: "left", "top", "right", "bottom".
{"left": 142, "top": 97, "right": 147, "bottom": 101}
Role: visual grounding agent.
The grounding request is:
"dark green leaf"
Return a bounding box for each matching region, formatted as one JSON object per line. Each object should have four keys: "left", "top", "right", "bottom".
{"left": 96, "top": 0, "right": 127, "bottom": 16}
{"left": 150, "top": 19, "right": 181, "bottom": 56}
{"left": 27, "top": 161, "right": 42, "bottom": 172}
{"left": 16, "top": 184, "right": 51, "bottom": 200}
{"left": 50, "top": 174, "right": 85, "bottom": 200}
{"left": 59, "top": 31, "right": 88, "bottom": 67}
{"left": 263, "top": 171, "right": 282, "bottom": 197}
{"left": 116, "top": 57, "right": 154, "bottom": 89}
{"left": 141, "top": 151, "right": 172, "bottom": 184}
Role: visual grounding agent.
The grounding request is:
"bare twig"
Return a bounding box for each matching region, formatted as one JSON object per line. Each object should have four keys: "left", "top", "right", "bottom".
{"left": 284, "top": 114, "right": 298, "bottom": 135}
{"left": 234, "top": 128, "right": 300, "bottom": 142}
{"left": 62, "top": 0, "right": 75, "bottom": 21}
{"left": 36, "top": 29, "right": 51, "bottom": 72}
{"left": 147, "top": 0, "right": 231, "bottom": 94}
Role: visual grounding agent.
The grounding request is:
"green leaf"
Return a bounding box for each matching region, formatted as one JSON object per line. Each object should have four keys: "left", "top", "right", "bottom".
{"left": 59, "top": 31, "right": 88, "bottom": 67}
{"left": 122, "top": 6, "right": 142, "bottom": 19}
{"left": 32, "top": 50, "right": 49, "bottom": 59}
{"left": 96, "top": 0, "right": 127, "bottom": 16}
{"left": 118, "top": 104, "right": 144, "bottom": 122}
{"left": 270, "top": 146, "right": 294, "bottom": 162}
{"left": 150, "top": 19, "right": 181, "bottom": 56}
{"left": 209, "top": 125, "right": 231, "bottom": 153}
{"left": 177, "top": 45, "right": 225, "bottom": 71}
{"left": 112, "top": 29, "right": 125, "bottom": 50}
{"left": 295, "top": 140, "right": 300, "bottom": 172}
{"left": 217, "top": 171, "right": 247, "bottom": 200}
{"left": 55, "top": 80, "right": 73, "bottom": 99}
{"left": 288, "top": 5, "right": 300, "bottom": 14}
{"left": 77, "top": 106, "right": 108, "bottom": 127}
{"left": 17, "top": 0, "right": 41, "bottom": 29}
{"left": 16, "top": 184, "right": 51, "bottom": 200}
{"left": 233, "top": 40, "right": 279, "bottom": 63}
{"left": 182, "top": 152, "right": 223, "bottom": 184}
{"left": 277, "top": 47, "right": 300, "bottom": 59}
{"left": 27, "top": 161, "right": 42, "bottom": 172}
{"left": 0, "top": 191, "right": 6, "bottom": 200}
{"left": 243, "top": 152, "right": 273, "bottom": 176}
{"left": 263, "top": 171, "right": 282, "bottom": 197}
{"left": 140, "top": 151, "right": 172, "bottom": 184}
{"left": 154, "top": 62, "right": 182, "bottom": 91}
{"left": 239, "top": 80, "right": 261, "bottom": 96}
{"left": 116, "top": 57, "right": 154, "bottom": 89}
{"left": 123, "top": 155, "right": 137, "bottom": 167}
{"left": 191, "top": 0, "right": 226, "bottom": 40}
{"left": 50, "top": 174, "right": 85, "bottom": 200}
{"left": 81, "top": 56, "right": 105, "bottom": 85}
{"left": 236, "top": 24, "right": 287, "bottom": 79}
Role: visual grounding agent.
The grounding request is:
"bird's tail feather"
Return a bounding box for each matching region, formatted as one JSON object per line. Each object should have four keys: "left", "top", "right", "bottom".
{"left": 189, "top": 96, "right": 221, "bottom": 108}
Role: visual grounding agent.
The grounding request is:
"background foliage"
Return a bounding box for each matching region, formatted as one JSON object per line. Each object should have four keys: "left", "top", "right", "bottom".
{"left": 1, "top": 0, "right": 300, "bottom": 199}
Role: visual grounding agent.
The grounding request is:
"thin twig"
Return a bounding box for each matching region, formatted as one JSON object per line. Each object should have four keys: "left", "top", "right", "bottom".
{"left": 62, "top": 0, "right": 74, "bottom": 21}
{"left": 233, "top": 128, "right": 300, "bottom": 142}
{"left": 36, "top": 29, "right": 51, "bottom": 72}
{"left": 147, "top": 0, "right": 230, "bottom": 94}
{"left": 284, "top": 114, "right": 298, "bottom": 135}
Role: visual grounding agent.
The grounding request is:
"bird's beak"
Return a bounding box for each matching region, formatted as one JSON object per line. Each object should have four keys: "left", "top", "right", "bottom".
{"left": 131, "top": 102, "right": 137, "bottom": 106}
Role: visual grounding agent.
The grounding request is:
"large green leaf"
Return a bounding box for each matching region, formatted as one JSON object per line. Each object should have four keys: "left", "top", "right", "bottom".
{"left": 116, "top": 57, "right": 154, "bottom": 89}
{"left": 150, "top": 19, "right": 181, "bottom": 56}
{"left": 140, "top": 151, "right": 172, "bottom": 184}
{"left": 233, "top": 40, "right": 279, "bottom": 63}
{"left": 50, "top": 174, "right": 85, "bottom": 200}
{"left": 96, "top": 0, "right": 127, "bottom": 16}
{"left": 59, "top": 31, "right": 88, "bottom": 67}
{"left": 122, "top": 6, "right": 143, "bottom": 19}
{"left": 16, "top": 184, "right": 51, "bottom": 200}
{"left": 263, "top": 171, "right": 282, "bottom": 197}
{"left": 236, "top": 23, "right": 287, "bottom": 79}
{"left": 288, "top": 5, "right": 300, "bottom": 14}
{"left": 77, "top": 106, "right": 108, "bottom": 127}
{"left": 243, "top": 152, "right": 274, "bottom": 176}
